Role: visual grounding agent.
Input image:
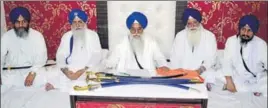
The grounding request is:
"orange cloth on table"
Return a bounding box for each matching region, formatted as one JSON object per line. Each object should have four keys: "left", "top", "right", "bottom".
{"left": 156, "top": 68, "right": 204, "bottom": 82}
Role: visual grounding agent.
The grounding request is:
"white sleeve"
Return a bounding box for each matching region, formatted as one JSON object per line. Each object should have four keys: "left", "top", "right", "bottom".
{"left": 255, "top": 41, "right": 267, "bottom": 95}
{"left": 260, "top": 41, "right": 267, "bottom": 71}
{"left": 153, "top": 40, "right": 168, "bottom": 67}
{"left": 30, "top": 33, "right": 48, "bottom": 73}
{"left": 222, "top": 38, "right": 234, "bottom": 76}
{"left": 169, "top": 33, "right": 182, "bottom": 69}
{"left": 202, "top": 33, "right": 217, "bottom": 70}
{"left": 1, "top": 34, "right": 8, "bottom": 72}
{"left": 86, "top": 32, "right": 102, "bottom": 68}
{"left": 104, "top": 44, "right": 121, "bottom": 69}
{"left": 56, "top": 35, "right": 69, "bottom": 68}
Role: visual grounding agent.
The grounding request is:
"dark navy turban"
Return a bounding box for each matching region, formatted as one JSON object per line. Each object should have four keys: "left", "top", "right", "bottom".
{"left": 182, "top": 8, "right": 202, "bottom": 25}
{"left": 239, "top": 14, "right": 259, "bottom": 34}
{"left": 9, "top": 7, "right": 31, "bottom": 24}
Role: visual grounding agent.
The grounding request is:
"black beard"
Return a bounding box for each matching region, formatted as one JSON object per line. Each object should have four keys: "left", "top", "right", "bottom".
{"left": 14, "top": 25, "right": 29, "bottom": 38}
{"left": 240, "top": 34, "right": 254, "bottom": 44}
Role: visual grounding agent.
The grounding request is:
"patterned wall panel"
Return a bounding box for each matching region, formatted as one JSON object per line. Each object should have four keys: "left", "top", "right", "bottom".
{"left": 188, "top": 1, "right": 267, "bottom": 49}
{"left": 96, "top": 1, "right": 108, "bottom": 49}
{"left": 175, "top": 1, "right": 188, "bottom": 34}
{"left": 3, "top": 1, "right": 267, "bottom": 58}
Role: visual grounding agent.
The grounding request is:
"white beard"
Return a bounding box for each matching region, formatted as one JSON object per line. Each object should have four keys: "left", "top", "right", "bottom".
{"left": 187, "top": 26, "right": 201, "bottom": 47}
{"left": 72, "top": 28, "right": 86, "bottom": 47}
{"left": 130, "top": 34, "right": 144, "bottom": 54}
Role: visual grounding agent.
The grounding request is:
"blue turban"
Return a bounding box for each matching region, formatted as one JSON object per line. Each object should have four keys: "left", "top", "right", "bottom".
{"left": 182, "top": 8, "right": 202, "bottom": 25}
{"left": 68, "top": 9, "right": 88, "bottom": 24}
{"left": 126, "top": 11, "right": 148, "bottom": 29}
{"left": 239, "top": 14, "right": 259, "bottom": 34}
{"left": 9, "top": 7, "right": 31, "bottom": 24}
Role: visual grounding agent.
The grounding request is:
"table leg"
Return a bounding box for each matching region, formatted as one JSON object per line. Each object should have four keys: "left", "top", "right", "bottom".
{"left": 201, "top": 99, "right": 208, "bottom": 108}
{"left": 70, "top": 96, "right": 76, "bottom": 108}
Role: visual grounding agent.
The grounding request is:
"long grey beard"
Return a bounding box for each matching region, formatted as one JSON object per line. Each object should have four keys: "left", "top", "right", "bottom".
{"left": 15, "top": 28, "right": 29, "bottom": 38}
{"left": 130, "top": 36, "right": 144, "bottom": 54}
{"left": 72, "top": 28, "right": 86, "bottom": 47}
{"left": 187, "top": 27, "right": 201, "bottom": 47}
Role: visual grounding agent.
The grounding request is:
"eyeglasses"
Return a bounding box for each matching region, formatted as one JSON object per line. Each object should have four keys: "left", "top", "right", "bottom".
{"left": 130, "top": 27, "right": 143, "bottom": 34}
{"left": 187, "top": 21, "right": 199, "bottom": 28}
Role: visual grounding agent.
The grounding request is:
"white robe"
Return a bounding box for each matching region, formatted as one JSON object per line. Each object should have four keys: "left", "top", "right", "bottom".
{"left": 208, "top": 35, "right": 267, "bottom": 108}
{"left": 0, "top": 28, "right": 67, "bottom": 108}
{"left": 47, "top": 28, "right": 102, "bottom": 92}
{"left": 105, "top": 34, "right": 168, "bottom": 75}
{"left": 169, "top": 26, "right": 217, "bottom": 83}
{"left": 1, "top": 28, "right": 47, "bottom": 87}
{"left": 1, "top": 85, "right": 70, "bottom": 108}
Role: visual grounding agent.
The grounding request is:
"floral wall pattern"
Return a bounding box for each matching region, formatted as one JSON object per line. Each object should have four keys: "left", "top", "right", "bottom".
{"left": 4, "top": 1, "right": 97, "bottom": 59}
{"left": 3, "top": 1, "right": 267, "bottom": 58}
{"left": 2, "top": 1, "right": 267, "bottom": 107}
{"left": 188, "top": 1, "right": 267, "bottom": 49}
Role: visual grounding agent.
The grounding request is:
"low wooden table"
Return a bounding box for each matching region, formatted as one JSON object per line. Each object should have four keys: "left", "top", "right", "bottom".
{"left": 69, "top": 83, "right": 208, "bottom": 108}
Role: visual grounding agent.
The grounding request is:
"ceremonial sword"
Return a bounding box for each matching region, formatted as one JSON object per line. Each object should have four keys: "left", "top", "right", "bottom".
{"left": 73, "top": 81, "right": 201, "bottom": 93}
{"left": 95, "top": 72, "right": 188, "bottom": 79}
{"left": 74, "top": 71, "right": 202, "bottom": 92}
{"left": 86, "top": 72, "right": 201, "bottom": 84}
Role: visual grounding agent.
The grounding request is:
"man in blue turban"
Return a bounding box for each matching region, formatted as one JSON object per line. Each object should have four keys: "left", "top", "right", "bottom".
{"left": 1, "top": 7, "right": 48, "bottom": 88}
{"left": 170, "top": 8, "right": 218, "bottom": 90}
{"left": 214, "top": 14, "right": 267, "bottom": 108}
{"left": 9, "top": 6, "right": 30, "bottom": 38}
{"left": 105, "top": 11, "right": 169, "bottom": 75}
{"left": 45, "top": 9, "right": 102, "bottom": 91}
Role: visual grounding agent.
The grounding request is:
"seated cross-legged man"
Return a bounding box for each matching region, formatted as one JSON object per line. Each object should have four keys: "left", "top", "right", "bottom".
{"left": 45, "top": 9, "right": 102, "bottom": 92}
{"left": 169, "top": 8, "right": 218, "bottom": 88}
{"left": 1, "top": 7, "right": 70, "bottom": 108}
{"left": 208, "top": 15, "right": 267, "bottom": 108}
{"left": 105, "top": 11, "right": 169, "bottom": 76}
{"left": 1, "top": 7, "right": 47, "bottom": 90}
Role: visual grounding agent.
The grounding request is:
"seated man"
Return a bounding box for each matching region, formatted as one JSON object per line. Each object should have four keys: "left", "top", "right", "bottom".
{"left": 221, "top": 14, "right": 267, "bottom": 108}
{"left": 1, "top": 7, "right": 47, "bottom": 88}
{"left": 105, "top": 11, "right": 169, "bottom": 75}
{"left": 45, "top": 9, "right": 102, "bottom": 91}
{"left": 169, "top": 8, "right": 217, "bottom": 87}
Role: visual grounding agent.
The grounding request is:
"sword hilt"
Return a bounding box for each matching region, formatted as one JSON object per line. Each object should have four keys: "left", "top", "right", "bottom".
{"left": 86, "top": 71, "right": 119, "bottom": 83}
{"left": 73, "top": 84, "right": 101, "bottom": 91}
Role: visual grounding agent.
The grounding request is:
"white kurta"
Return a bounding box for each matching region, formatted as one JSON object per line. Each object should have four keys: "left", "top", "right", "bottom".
{"left": 47, "top": 28, "right": 102, "bottom": 92}
{"left": 1, "top": 28, "right": 47, "bottom": 87}
{"left": 1, "top": 86, "right": 70, "bottom": 108}
{"left": 223, "top": 35, "right": 267, "bottom": 93}
{"left": 105, "top": 34, "right": 168, "bottom": 75}
{"left": 169, "top": 26, "right": 217, "bottom": 83}
{"left": 208, "top": 35, "right": 267, "bottom": 108}
{"left": 0, "top": 28, "right": 63, "bottom": 108}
